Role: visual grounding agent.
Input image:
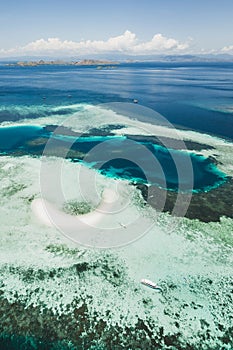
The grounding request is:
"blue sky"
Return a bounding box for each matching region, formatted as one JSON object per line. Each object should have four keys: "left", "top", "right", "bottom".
{"left": 1, "top": 0, "right": 233, "bottom": 56}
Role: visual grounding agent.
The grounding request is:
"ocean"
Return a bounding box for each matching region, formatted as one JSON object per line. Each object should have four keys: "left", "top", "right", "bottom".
{"left": 1, "top": 61, "right": 233, "bottom": 139}
{"left": 0, "top": 61, "right": 232, "bottom": 349}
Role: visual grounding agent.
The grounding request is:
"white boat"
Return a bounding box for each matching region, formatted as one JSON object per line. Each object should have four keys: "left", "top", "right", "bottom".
{"left": 140, "top": 278, "right": 162, "bottom": 291}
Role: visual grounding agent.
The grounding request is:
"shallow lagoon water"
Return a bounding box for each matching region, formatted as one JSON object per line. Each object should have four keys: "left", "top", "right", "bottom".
{"left": 0, "top": 124, "right": 228, "bottom": 193}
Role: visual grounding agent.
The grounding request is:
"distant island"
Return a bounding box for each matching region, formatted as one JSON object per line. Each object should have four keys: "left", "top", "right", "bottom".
{"left": 6, "top": 59, "right": 119, "bottom": 67}
{"left": 4, "top": 54, "right": 233, "bottom": 67}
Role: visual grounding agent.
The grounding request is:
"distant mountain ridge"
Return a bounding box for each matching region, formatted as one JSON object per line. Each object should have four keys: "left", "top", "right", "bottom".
{"left": 1, "top": 53, "right": 233, "bottom": 63}
{"left": 5, "top": 59, "right": 119, "bottom": 67}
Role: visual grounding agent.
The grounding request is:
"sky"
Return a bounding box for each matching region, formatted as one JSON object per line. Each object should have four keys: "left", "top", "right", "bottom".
{"left": 0, "top": 0, "right": 233, "bottom": 57}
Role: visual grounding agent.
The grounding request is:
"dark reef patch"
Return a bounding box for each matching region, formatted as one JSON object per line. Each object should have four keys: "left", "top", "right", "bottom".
{"left": 0, "top": 274, "right": 232, "bottom": 349}
{"left": 0, "top": 254, "right": 127, "bottom": 288}
{"left": 126, "top": 134, "right": 214, "bottom": 152}
{"left": 137, "top": 176, "right": 233, "bottom": 222}
{"left": 83, "top": 124, "right": 126, "bottom": 137}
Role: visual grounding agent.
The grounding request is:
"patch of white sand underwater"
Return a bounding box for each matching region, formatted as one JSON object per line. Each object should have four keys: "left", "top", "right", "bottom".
{"left": 0, "top": 105, "right": 233, "bottom": 347}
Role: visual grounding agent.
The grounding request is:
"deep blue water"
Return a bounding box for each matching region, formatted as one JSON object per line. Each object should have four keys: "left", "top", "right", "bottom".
{"left": 0, "top": 61, "right": 233, "bottom": 140}
{"left": 0, "top": 125, "right": 227, "bottom": 192}
{"left": 0, "top": 62, "right": 232, "bottom": 192}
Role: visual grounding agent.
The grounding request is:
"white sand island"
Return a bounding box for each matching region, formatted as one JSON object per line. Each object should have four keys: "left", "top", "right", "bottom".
{"left": 31, "top": 186, "right": 153, "bottom": 248}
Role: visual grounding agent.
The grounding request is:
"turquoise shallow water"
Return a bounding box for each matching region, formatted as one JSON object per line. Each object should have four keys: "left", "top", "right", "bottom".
{"left": 0, "top": 125, "right": 228, "bottom": 192}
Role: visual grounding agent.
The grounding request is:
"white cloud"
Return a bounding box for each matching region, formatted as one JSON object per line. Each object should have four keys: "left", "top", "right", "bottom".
{"left": 133, "top": 33, "right": 189, "bottom": 52}
{"left": 221, "top": 45, "right": 233, "bottom": 53}
{"left": 0, "top": 31, "right": 189, "bottom": 57}
{"left": 21, "top": 31, "right": 137, "bottom": 53}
